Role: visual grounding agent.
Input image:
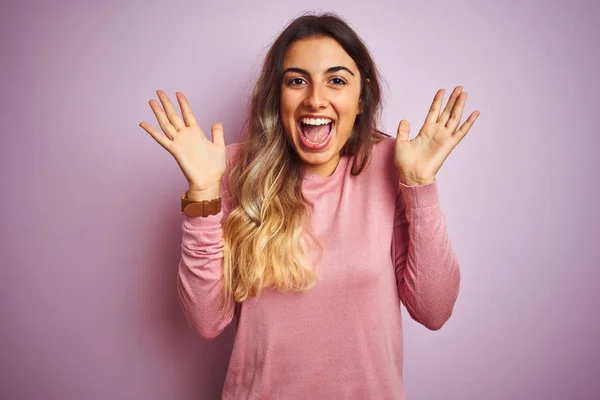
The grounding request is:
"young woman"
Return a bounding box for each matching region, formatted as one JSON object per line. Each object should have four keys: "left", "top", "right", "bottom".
{"left": 140, "top": 12, "right": 480, "bottom": 400}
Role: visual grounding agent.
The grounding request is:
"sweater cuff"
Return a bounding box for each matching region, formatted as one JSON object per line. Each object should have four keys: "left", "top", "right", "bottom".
{"left": 182, "top": 210, "right": 224, "bottom": 229}
{"left": 399, "top": 179, "right": 440, "bottom": 208}
{"left": 181, "top": 211, "right": 224, "bottom": 250}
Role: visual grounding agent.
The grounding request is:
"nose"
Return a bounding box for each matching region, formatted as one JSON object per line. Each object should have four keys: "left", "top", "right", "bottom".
{"left": 303, "top": 82, "right": 328, "bottom": 110}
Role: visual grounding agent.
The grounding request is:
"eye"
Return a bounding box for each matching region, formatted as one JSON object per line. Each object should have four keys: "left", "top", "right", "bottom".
{"left": 288, "top": 77, "right": 307, "bottom": 86}
{"left": 330, "top": 77, "right": 347, "bottom": 86}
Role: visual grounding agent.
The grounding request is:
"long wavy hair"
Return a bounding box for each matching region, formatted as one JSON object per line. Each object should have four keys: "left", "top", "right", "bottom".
{"left": 221, "top": 12, "right": 386, "bottom": 311}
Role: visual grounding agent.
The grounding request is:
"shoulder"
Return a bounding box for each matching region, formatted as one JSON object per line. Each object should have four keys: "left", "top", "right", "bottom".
{"left": 365, "top": 134, "right": 397, "bottom": 175}
{"left": 350, "top": 134, "right": 400, "bottom": 197}
{"left": 371, "top": 134, "right": 396, "bottom": 160}
{"left": 225, "top": 142, "right": 244, "bottom": 167}
{"left": 219, "top": 142, "right": 245, "bottom": 214}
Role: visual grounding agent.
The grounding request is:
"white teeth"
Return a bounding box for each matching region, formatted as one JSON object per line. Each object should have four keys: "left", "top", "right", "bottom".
{"left": 300, "top": 117, "right": 332, "bottom": 126}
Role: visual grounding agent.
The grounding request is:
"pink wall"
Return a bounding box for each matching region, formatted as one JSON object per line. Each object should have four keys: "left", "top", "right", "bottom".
{"left": 1, "top": 0, "right": 598, "bottom": 398}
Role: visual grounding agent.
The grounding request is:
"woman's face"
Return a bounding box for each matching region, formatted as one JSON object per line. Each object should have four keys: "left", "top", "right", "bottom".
{"left": 280, "top": 36, "right": 362, "bottom": 177}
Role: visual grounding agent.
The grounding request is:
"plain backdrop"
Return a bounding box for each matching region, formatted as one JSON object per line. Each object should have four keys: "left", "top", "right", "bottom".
{"left": 1, "top": 0, "right": 599, "bottom": 399}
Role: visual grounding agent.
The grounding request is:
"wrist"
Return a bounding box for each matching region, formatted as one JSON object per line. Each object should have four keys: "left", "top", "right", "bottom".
{"left": 181, "top": 192, "right": 222, "bottom": 217}
{"left": 187, "top": 185, "right": 221, "bottom": 202}
{"left": 399, "top": 174, "right": 435, "bottom": 186}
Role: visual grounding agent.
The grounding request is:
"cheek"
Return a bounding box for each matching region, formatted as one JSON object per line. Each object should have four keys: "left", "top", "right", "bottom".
{"left": 336, "top": 105, "right": 361, "bottom": 130}
{"left": 280, "top": 88, "right": 298, "bottom": 108}
{"left": 334, "top": 97, "right": 361, "bottom": 137}
{"left": 334, "top": 91, "right": 362, "bottom": 115}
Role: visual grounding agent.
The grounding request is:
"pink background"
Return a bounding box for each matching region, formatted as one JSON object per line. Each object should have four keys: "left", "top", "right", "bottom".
{"left": 1, "top": 0, "right": 598, "bottom": 399}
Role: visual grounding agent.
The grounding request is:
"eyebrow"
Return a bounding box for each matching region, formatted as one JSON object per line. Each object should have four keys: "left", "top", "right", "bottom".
{"left": 282, "top": 66, "right": 356, "bottom": 76}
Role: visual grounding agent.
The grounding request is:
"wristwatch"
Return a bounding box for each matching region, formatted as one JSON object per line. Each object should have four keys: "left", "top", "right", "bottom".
{"left": 181, "top": 191, "right": 221, "bottom": 217}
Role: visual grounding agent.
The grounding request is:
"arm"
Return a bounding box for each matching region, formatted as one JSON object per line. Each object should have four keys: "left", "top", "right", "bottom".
{"left": 392, "top": 180, "right": 460, "bottom": 330}
{"left": 176, "top": 149, "right": 236, "bottom": 340}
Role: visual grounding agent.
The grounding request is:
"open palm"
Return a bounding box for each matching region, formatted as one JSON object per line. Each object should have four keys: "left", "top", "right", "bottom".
{"left": 139, "top": 90, "right": 226, "bottom": 193}
{"left": 395, "top": 86, "right": 480, "bottom": 186}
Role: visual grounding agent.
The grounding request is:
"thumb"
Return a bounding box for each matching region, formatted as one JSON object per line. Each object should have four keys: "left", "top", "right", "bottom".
{"left": 396, "top": 120, "right": 410, "bottom": 142}
{"left": 211, "top": 122, "right": 225, "bottom": 146}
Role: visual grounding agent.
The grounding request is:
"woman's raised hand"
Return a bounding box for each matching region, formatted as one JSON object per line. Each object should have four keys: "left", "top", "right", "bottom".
{"left": 139, "top": 90, "right": 226, "bottom": 198}
{"left": 394, "top": 86, "right": 480, "bottom": 186}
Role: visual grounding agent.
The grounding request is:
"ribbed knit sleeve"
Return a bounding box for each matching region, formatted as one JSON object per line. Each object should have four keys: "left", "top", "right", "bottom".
{"left": 176, "top": 144, "right": 239, "bottom": 340}
{"left": 392, "top": 180, "right": 461, "bottom": 330}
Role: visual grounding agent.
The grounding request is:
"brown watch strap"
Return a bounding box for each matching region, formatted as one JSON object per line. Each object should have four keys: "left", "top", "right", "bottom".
{"left": 181, "top": 191, "right": 221, "bottom": 217}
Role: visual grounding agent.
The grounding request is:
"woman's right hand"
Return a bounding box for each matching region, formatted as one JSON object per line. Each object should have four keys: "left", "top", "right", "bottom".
{"left": 139, "top": 90, "right": 226, "bottom": 199}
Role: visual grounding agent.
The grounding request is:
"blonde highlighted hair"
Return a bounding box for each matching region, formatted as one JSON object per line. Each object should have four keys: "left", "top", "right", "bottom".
{"left": 221, "top": 12, "right": 386, "bottom": 311}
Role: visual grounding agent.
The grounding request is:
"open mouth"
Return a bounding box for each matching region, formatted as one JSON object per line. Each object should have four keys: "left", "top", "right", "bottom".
{"left": 296, "top": 118, "right": 335, "bottom": 150}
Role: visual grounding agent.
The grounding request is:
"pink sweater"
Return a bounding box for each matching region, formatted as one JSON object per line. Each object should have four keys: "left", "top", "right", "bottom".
{"left": 177, "top": 136, "right": 460, "bottom": 399}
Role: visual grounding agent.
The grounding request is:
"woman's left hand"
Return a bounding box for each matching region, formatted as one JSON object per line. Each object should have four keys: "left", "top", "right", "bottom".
{"left": 394, "top": 86, "right": 480, "bottom": 186}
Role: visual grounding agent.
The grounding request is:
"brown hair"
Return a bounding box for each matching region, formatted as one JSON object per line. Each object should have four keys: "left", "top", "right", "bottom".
{"left": 221, "top": 12, "right": 386, "bottom": 311}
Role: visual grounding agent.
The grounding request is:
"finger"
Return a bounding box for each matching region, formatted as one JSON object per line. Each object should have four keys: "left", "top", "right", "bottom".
{"left": 156, "top": 90, "right": 186, "bottom": 131}
{"left": 396, "top": 120, "right": 410, "bottom": 142}
{"left": 438, "top": 86, "right": 463, "bottom": 126}
{"left": 149, "top": 99, "right": 177, "bottom": 140}
{"left": 176, "top": 92, "right": 199, "bottom": 127}
{"left": 424, "top": 89, "right": 445, "bottom": 126}
{"left": 211, "top": 122, "right": 225, "bottom": 146}
{"left": 446, "top": 92, "right": 468, "bottom": 132}
{"left": 451, "top": 110, "right": 480, "bottom": 141}
{"left": 139, "top": 121, "right": 171, "bottom": 152}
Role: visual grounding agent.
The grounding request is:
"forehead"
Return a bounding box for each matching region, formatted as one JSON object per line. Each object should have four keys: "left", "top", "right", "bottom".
{"left": 283, "top": 36, "right": 358, "bottom": 73}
